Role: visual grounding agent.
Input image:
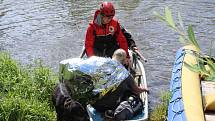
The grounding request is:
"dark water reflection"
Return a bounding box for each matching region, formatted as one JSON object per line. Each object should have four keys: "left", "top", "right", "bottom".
{"left": 0, "top": 0, "right": 214, "bottom": 108}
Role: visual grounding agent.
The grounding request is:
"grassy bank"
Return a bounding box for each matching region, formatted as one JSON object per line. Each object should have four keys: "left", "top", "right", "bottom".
{"left": 149, "top": 92, "right": 171, "bottom": 121}
{"left": 0, "top": 52, "right": 57, "bottom": 121}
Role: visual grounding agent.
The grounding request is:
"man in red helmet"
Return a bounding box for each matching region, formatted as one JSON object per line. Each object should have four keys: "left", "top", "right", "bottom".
{"left": 85, "top": 1, "right": 130, "bottom": 65}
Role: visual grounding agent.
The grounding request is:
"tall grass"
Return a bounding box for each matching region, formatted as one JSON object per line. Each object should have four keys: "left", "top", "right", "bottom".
{"left": 0, "top": 52, "right": 57, "bottom": 121}
{"left": 149, "top": 92, "right": 171, "bottom": 121}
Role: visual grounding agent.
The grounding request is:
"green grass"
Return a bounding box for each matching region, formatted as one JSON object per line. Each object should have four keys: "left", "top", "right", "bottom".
{"left": 149, "top": 92, "right": 171, "bottom": 121}
{"left": 0, "top": 52, "right": 57, "bottom": 121}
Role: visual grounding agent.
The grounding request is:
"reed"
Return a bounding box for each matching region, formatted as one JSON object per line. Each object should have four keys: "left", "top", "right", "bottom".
{"left": 154, "top": 7, "right": 215, "bottom": 81}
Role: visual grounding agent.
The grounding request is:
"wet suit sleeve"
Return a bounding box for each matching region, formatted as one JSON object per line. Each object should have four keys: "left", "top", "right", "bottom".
{"left": 115, "top": 22, "right": 130, "bottom": 58}
{"left": 85, "top": 24, "right": 95, "bottom": 57}
{"left": 120, "top": 25, "right": 137, "bottom": 49}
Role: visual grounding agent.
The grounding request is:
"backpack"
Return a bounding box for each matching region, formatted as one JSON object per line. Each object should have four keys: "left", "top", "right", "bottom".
{"left": 105, "top": 95, "right": 143, "bottom": 120}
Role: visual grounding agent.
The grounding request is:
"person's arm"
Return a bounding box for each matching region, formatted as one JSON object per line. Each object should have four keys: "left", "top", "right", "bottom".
{"left": 127, "top": 75, "right": 148, "bottom": 94}
{"left": 85, "top": 24, "right": 95, "bottom": 57}
{"left": 121, "top": 26, "right": 137, "bottom": 50}
{"left": 132, "top": 83, "right": 149, "bottom": 94}
{"left": 115, "top": 22, "right": 129, "bottom": 58}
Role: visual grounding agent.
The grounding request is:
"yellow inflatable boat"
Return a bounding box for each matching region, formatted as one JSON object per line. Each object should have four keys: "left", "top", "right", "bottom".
{"left": 168, "top": 45, "right": 205, "bottom": 121}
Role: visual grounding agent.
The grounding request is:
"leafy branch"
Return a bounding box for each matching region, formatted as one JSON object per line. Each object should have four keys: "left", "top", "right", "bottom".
{"left": 154, "top": 7, "right": 200, "bottom": 50}
{"left": 154, "top": 7, "right": 215, "bottom": 81}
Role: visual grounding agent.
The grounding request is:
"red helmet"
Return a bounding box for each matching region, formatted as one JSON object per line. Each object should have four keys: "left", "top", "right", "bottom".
{"left": 100, "top": 2, "right": 115, "bottom": 16}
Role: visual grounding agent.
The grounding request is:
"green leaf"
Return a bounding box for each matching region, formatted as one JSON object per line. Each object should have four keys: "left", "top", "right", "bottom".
{"left": 178, "top": 12, "right": 184, "bottom": 30}
{"left": 184, "top": 62, "right": 201, "bottom": 73}
{"left": 205, "top": 75, "right": 215, "bottom": 81}
{"left": 209, "top": 39, "right": 213, "bottom": 56}
{"left": 179, "top": 35, "right": 186, "bottom": 44}
{"left": 187, "top": 25, "right": 200, "bottom": 50}
{"left": 165, "top": 7, "right": 176, "bottom": 28}
{"left": 184, "top": 61, "right": 210, "bottom": 77}
{"left": 153, "top": 11, "right": 165, "bottom": 21}
{"left": 198, "top": 57, "right": 207, "bottom": 72}
{"left": 206, "top": 58, "right": 215, "bottom": 72}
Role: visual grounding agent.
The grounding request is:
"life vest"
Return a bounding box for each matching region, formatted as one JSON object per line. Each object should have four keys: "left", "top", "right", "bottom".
{"left": 90, "top": 19, "right": 120, "bottom": 57}
{"left": 85, "top": 10, "right": 129, "bottom": 57}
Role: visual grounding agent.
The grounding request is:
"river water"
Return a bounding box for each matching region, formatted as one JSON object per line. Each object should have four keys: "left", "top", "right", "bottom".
{"left": 0, "top": 0, "right": 214, "bottom": 108}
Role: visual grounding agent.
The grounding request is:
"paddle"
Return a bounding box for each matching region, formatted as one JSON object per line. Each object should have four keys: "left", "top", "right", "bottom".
{"left": 79, "top": 47, "right": 86, "bottom": 58}
{"left": 133, "top": 49, "right": 147, "bottom": 62}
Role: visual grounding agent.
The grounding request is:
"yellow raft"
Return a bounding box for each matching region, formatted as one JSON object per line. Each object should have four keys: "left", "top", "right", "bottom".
{"left": 168, "top": 45, "right": 205, "bottom": 121}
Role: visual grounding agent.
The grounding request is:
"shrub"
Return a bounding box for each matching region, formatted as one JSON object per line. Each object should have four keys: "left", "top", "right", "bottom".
{"left": 0, "top": 52, "right": 57, "bottom": 121}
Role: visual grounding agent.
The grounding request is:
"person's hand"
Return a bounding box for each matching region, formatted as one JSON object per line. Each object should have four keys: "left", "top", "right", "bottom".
{"left": 124, "top": 57, "right": 131, "bottom": 67}
{"left": 132, "top": 47, "right": 138, "bottom": 50}
{"left": 140, "top": 84, "right": 149, "bottom": 93}
{"left": 136, "top": 84, "right": 149, "bottom": 94}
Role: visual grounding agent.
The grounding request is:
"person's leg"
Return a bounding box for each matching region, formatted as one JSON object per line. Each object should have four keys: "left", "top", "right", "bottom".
{"left": 105, "top": 44, "right": 119, "bottom": 58}
{"left": 53, "top": 82, "right": 87, "bottom": 121}
{"left": 52, "top": 83, "right": 66, "bottom": 121}
{"left": 93, "top": 48, "right": 104, "bottom": 57}
{"left": 92, "top": 90, "right": 121, "bottom": 112}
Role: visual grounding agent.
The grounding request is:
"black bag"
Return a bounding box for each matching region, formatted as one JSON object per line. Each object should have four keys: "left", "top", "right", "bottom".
{"left": 113, "top": 95, "right": 143, "bottom": 120}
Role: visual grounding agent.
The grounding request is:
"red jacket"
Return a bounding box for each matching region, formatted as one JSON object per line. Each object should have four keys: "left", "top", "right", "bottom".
{"left": 85, "top": 10, "right": 129, "bottom": 57}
